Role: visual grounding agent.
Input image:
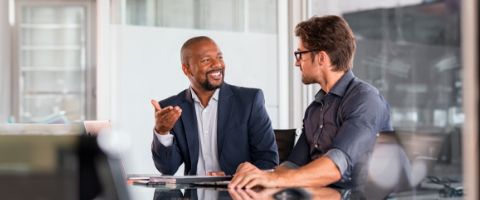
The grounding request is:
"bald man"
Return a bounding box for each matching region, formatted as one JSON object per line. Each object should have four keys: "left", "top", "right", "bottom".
{"left": 151, "top": 36, "right": 278, "bottom": 176}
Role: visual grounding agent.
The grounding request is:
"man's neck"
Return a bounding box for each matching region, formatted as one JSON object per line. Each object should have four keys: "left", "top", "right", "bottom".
{"left": 191, "top": 87, "right": 215, "bottom": 107}
{"left": 319, "top": 70, "right": 345, "bottom": 93}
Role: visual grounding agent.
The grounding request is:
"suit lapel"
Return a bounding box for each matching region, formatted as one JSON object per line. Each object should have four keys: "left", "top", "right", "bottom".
{"left": 180, "top": 89, "right": 199, "bottom": 174}
{"left": 217, "top": 84, "right": 234, "bottom": 158}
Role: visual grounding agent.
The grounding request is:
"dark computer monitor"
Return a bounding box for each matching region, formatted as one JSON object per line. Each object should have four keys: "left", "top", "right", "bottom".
{"left": 0, "top": 123, "right": 129, "bottom": 200}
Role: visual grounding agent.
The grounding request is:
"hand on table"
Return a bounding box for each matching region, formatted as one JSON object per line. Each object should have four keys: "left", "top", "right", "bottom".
{"left": 228, "top": 162, "right": 282, "bottom": 189}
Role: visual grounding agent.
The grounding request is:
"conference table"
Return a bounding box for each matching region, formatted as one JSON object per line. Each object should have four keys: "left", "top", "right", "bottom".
{"left": 127, "top": 182, "right": 460, "bottom": 200}
{"left": 127, "top": 183, "right": 346, "bottom": 200}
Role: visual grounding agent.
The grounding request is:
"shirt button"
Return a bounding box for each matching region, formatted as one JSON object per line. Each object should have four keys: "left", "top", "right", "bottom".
{"left": 315, "top": 144, "right": 319, "bottom": 148}
{"left": 319, "top": 124, "right": 323, "bottom": 129}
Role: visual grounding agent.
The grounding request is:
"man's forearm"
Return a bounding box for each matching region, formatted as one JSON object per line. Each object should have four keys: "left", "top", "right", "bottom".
{"left": 275, "top": 161, "right": 299, "bottom": 173}
{"left": 274, "top": 156, "right": 341, "bottom": 187}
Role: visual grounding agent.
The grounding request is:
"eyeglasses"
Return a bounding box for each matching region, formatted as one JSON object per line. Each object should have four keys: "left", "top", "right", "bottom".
{"left": 294, "top": 49, "right": 321, "bottom": 61}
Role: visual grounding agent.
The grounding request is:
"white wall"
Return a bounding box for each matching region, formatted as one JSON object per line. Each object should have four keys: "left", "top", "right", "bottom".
{"left": 111, "top": 25, "right": 279, "bottom": 174}
{"left": 0, "top": 0, "right": 11, "bottom": 123}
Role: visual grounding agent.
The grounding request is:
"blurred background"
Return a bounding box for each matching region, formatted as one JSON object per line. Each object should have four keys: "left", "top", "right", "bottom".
{"left": 0, "top": 0, "right": 477, "bottom": 199}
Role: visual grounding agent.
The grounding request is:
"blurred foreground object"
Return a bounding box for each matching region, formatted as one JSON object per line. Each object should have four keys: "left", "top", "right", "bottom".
{"left": 0, "top": 123, "right": 129, "bottom": 200}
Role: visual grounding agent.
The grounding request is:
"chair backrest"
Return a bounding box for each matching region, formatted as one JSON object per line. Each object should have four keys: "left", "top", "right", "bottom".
{"left": 273, "top": 129, "right": 297, "bottom": 163}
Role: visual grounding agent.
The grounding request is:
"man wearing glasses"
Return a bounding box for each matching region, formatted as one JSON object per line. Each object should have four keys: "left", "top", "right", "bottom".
{"left": 150, "top": 36, "right": 278, "bottom": 176}
{"left": 229, "top": 15, "right": 392, "bottom": 189}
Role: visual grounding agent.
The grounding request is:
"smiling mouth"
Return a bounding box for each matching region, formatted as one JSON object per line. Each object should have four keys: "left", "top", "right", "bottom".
{"left": 207, "top": 70, "right": 223, "bottom": 80}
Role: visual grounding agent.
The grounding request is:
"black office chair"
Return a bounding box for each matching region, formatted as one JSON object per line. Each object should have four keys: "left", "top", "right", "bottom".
{"left": 273, "top": 129, "right": 297, "bottom": 163}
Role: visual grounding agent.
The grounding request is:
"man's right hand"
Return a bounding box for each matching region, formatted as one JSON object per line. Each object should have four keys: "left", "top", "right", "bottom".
{"left": 151, "top": 99, "right": 182, "bottom": 134}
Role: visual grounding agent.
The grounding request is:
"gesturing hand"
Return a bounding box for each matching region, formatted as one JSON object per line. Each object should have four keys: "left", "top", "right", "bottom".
{"left": 151, "top": 99, "right": 182, "bottom": 134}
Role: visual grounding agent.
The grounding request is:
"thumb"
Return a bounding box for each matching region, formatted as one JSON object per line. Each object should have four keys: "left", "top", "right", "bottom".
{"left": 150, "top": 99, "right": 161, "bottom": 111}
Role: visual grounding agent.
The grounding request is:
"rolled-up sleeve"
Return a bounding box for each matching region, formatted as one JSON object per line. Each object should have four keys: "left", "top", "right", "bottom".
{"left": 325, "top": 148, "right": 348, "bottom": 177}
{"left": 331, "top": 88, "right": 386, "bottom": 179}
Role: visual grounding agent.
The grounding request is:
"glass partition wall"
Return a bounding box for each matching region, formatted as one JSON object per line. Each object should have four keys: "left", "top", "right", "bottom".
{"left": 310, "top": 0, "right": 463, "bottom": 197}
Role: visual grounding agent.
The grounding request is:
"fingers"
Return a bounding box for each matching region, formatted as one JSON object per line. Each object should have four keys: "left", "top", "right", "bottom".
{"left": 230, "top": 172, "right": 264, "bottom": 189}
{"left": 235, "top": 162, "right": 256, "bottom": 174}
{"left": 244, "top": 189, "right": 259, "bottom": 199}
{"left": 157, "top": 106, "right": 173, "bottom": 116}
{"left": 237, "top": 173, "right": 260, "bottom": 189}
{"left": 229, "top": 173, "right": 243, "bottom": 188}
{"left": 246, "top": 187, "right": 281, "bottom": 199}
{"left": 230, "top": 164, "right": 278, "bottom": 189}
{"left": 228, "top": 188, "right": 257, "bottom": 200}
{"left": 230, "top": 162, "right": 258, "bottom": 188}
{"left": 228, "top": 188, "right": 242, "bottom": 200}
{"left": 157, "top": 107, "right": 182, "bottom": 124}
{"left": 208, "top": 171, "right": 226, "bottom": 176}
{"left": 228, "top": 188, "right": 249, "bottom": 200}
{"left": 236, "top": 188, "right": 254, "bottom": 200}
{"left": 150, "top": 100, "right": 182, "bottom": 116}
{"left": 150, "top": 99, "right": 161, "bottom": 111}
{"left": 230, "top": 173, "right": 253, "bottom": 188}
{"left": 154, "top": 105, "right": 182, "bottom": 133}
{"left": 245, "top": 177, "right": 262, "bottom": 189}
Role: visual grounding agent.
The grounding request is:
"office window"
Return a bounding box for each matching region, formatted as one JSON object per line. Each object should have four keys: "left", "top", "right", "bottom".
{"left": 125, "top": 0, "right": 277, "bottom": 33}
{"left": 12, "top": 1, "right": 95, "bottom": 123}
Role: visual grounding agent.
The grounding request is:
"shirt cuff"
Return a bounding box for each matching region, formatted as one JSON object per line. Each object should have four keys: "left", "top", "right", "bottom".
{"left": 279, "top": 161, "right": 300, "bottom": 169}
{"left": 154, "top": 129, "right": 173, "bottom": 146}
{"left": 325, "top": 148, "right": 348, "bottom": 176}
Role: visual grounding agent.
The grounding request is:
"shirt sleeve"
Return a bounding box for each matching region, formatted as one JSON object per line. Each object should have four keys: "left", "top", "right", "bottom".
{"left": 154, "top": 129, "right": 174, "bottom": 146}
{"left": 279, "top": 161, "right": 300, "bottom": 169}
{"left": 331, "top": 86, "right": 388, "bottom": 182}
{"left": 325, "top": 148, "right": 348, "bottom": 176}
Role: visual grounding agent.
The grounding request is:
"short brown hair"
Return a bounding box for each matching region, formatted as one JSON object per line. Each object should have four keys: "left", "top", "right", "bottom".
{"left": 180, "top": 36, "right": 215, "bottom": 65}
{"left": 295, "top": 15, "right": 356, "bottom": 72}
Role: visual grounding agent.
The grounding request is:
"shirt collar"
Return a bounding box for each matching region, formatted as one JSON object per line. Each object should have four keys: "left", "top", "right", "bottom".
{"left": 189, "top": 87, "right": 220, "bottom": 104}
{"left": 314, "top": 70, "right": 355, "bottom": 103}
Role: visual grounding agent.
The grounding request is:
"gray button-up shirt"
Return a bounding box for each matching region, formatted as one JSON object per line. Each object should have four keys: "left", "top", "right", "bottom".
{"left": 287, "top": 70, "right": 392, "bottom": 187}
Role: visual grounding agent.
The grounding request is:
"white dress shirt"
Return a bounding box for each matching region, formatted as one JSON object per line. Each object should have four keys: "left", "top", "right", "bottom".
{"left": 155, "top": 88, "right": 221, "bottom": 175}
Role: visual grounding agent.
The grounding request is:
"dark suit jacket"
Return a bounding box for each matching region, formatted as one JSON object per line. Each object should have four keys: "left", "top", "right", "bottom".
{"left": 151, "top": 83, "right": 278, "bottom": 175}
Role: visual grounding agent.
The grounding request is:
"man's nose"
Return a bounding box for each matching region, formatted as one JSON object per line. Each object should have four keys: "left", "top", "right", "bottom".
{"left": 295, "top": 59, "right": 301, "bottom": 67}
{"left": 212, "top": 58, "right": 223, "bottom": 68}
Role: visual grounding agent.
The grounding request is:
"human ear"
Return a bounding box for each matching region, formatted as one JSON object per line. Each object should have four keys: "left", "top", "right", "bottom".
{"left": 317, "top": 51, "right": 330, "bottom": 66}
{"left": 182, "top": 64, "right": 191, "bottom": 76}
